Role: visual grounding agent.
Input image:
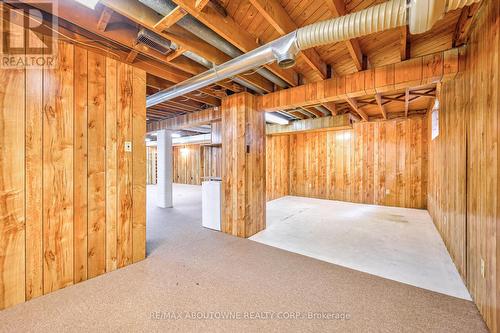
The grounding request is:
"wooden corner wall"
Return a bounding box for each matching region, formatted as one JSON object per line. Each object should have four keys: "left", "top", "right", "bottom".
{"left": 0, "top": 37, "right": 147, "bottom": 309}
{"left": 427, "top": 0, "right": 499, "bottom": 331}
{"left": 221, "top": 93, "right": 266, "bottom": 238}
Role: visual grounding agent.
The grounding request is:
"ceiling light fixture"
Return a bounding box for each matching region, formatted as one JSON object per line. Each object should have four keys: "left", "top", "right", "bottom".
{"left": 265, "top": 113, "right": 289, "bottom": 125}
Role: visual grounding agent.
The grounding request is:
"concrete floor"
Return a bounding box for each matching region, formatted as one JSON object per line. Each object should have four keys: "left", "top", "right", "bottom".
{"left": 0, "top": 184, "right": 486, "bottom": 332}
{"left": 251, "top": 195, "right": 471, "bottom": 300}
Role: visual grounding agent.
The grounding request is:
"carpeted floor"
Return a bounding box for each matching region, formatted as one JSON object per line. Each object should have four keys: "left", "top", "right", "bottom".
{"left": 0, "top": 184, "right": 488, "bottom": 332}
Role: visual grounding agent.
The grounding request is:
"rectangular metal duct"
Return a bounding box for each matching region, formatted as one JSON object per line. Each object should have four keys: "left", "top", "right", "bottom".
{"left": 137, "top": 28, "right": 171, "bottom": 55}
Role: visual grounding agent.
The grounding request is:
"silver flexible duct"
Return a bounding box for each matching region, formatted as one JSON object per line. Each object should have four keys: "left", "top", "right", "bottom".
{"left": 147, "top": 0, "right": 481, "bottom": 108}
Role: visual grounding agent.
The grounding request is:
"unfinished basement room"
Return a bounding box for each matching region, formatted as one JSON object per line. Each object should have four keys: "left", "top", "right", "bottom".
{"left": 0, "top": 0, "right": 498, "bottom": 332}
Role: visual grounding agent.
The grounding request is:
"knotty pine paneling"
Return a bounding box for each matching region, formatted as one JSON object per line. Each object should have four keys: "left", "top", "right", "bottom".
{"left": 0, "top": 25, "right": 25, "bottom": 309}
{"left": 0, "top": 38, "right": 147, "bottom": 309}
{"left": 267, "top": 117, "right": 428, "bottom": 209}
{"left": 427, "top": 78, "right": 467, "bottom": 279}
{"left": 266, "top": 135, "right": 290, "bottom": 201}
{"left": 428, "top": 1, "right": 500, "bottom": 331}
{"left": 173, "top": 145, "right": 202, "bottom": 185}
{"left": 202, "top": 146, "right": 222, "bottom": 179}
{"left": 172, "top": 144, "right": 221, "bottom": 185}
{"left": 222, "top": 93, "right": 265, "bottom": 238}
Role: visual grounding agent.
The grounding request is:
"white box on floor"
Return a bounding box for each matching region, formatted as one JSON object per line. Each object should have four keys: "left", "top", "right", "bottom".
{"left": 202, "top": 180, "right": 221, "bottom": 231}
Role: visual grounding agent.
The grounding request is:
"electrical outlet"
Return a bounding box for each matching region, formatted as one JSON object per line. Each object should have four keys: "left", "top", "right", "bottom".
{"left": 385, "top": 189, "right": 390, "bottom": 195}
{"left": 480, "top": 258, "right": 485, "bottom": 279}
{"left": 124, "top": 141, "right": 132, "bottom": 152}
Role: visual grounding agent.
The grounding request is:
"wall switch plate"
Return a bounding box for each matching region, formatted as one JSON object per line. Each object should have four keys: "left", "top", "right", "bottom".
{"left": 125, "top": 141, "right": 132, "bottom": 152}
{"left": 385, "top": 189, "right": 390, "bottom": 195}
{"left": 480, "top": 258, "right": 485, "bottom": 278}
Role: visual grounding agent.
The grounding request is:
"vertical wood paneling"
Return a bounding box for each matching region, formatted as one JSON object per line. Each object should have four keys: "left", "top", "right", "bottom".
{"left": 116, "top": 63, "right": 133, "bottom": 268}
{"left": 173, "top": 145, "right": 201, "bottom": 185}
{"left": 105, "top": 58, "right": 118, "bottom": 272}
{"left": 73, "top": 46, "right": 88, "bottom": 283}
{"left": 427, "top": 2, "right": 499, "bottom": 331}
{"left": 266, "top": 135, "right": 289, "bottom": 201}
{"left": 0, "top": 24, "right": 25, "bottom": 308}
{"left": 43, "top": 40, "right": 74, "bottom": 293}
{"left": 222, "top": 93, "right": 265, "bottom": 238}
{"left": 0, "top": 31, "right": 147, "bottom": 309}
{"left": 87, "top": 52, "right": 106, "bottom": 278}
{"left": 132, "top": 68, "right": 146, "bottom": 263}
{"left": 25, "top": 44, "right": 43, "bottom": 300}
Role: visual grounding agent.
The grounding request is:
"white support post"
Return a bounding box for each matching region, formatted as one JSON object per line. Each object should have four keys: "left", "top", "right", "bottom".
{"left": 156, "top": 130, "right": 173, "bottom": 208}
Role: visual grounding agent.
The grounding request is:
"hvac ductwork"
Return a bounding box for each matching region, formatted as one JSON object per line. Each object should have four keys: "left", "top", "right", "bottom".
{"left": 139, "top": 0, "right": 290, "bottom": 88}
{"left": 147, "top": 0, "right": 481, "bottom": 108}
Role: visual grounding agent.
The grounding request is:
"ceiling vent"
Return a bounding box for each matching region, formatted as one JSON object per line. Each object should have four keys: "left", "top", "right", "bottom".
{"left": 137, "top": 29, "right": 172, "bottom": 55}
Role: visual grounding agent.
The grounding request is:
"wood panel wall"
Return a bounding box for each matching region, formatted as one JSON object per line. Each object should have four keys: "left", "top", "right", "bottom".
{"left": 0, "top": 38, "right": 146, "bottom": 309}
{"left": 172, "top": 144, "right": 221, "bottom": 185}
{"left": 266, "top": 135, "right": 290, "bottom": 201}
{"left": 173, "top": 145, "right": 202, "bottom": 185}
{"left": 222, "top": 93, "right": 265, "bottom": 238}
{"left": 428, "top": 1, "right": 499, "bottom": 331}
{"left": 146, "top": 146, "right": 157, "bottom": 185}
{"left": 266, "top": 117, "right": 428, "bottom": 209}
{"left": 202, "top": 146, "right": 222, "bottom": 179}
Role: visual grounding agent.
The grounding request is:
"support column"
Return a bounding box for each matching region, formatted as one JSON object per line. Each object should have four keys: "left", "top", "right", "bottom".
{"left": 156, "top": 129, "right": 173, "bottom": 208}
{"left": 221, "top": 93, "right": 266, "bottom": 238}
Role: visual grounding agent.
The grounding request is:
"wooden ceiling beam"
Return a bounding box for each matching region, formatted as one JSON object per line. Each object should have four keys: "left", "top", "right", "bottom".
{"left": 345, "top": 98, "right": 368, "bottom": 121}
{"left": 454, "top": 2, "right": 482, "bottom": 47}
{"left": 374, "top": 94, "right": 387, "bottom": 120}
{"left": 195, "top": 0, "right": 211, "bottom": 11}
{"left": 125, "top": 49, "right": 139, "bottom": 63}
{"left": 324, "top": 0, "right": 365, "bottom": 71}
{"left": 153, "top": 6, "right": 187, "bottom": 32}
{"left": 172, "top": 0, "right": 299, "bottom": 86}
{"left": 249, "top": 0, "right": 327, "bottom": 80}
{"left": 147, "top": 75, "right": 221, "bottom": 106}
{"left": 322, "top": 102, "right": 338, "bottom": 116}
{"left": 101, "top": 0, "right": 274, "bottom": 92}
{"left": 400, "top": 26, "right": 410, "bottom": 61}
{"left": 97, "top": 6, "right": 113, "bottom": 32}
{"left": 259, "top": 49, "right": 460, "bottom": 112}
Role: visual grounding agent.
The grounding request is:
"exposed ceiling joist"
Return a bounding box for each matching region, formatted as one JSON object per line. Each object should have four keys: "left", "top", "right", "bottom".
{"left": 101, "top": 0, "right": 274, "bottom": 92}
{"left": 153, "top": 6, "right": 187, "bottom": 32}
{"left": 171, "top": 0, "right": 299, "bottom": 86}
{"left": 345, "top": 98, "right": 368, "bottom": 121}
{"left": 375, "top": 94, "right": 387, "bottom": 120}
{"left": 454, "top": 2, "right": 482, "bottom": 47}
{"left": 322, "top": 102, "right": 338, "bottom": 116}
{"left": 324, "top": 0, "right": 365, "bottom": 71}
{"left": 97, "top": 7, "right": 113, "bottom": 32}
{"left": 400, "top": 26, "right": 410, "bottom": 61}
{"left": 195, "top": 0, "right": 211, "bottom": 11}
{"left": 147, "top": 75, "right": 221, "bottom": 106}
{"left": 249, "top": 0, "right": 327, "bottom": 80}
{"left": 125, "top": 49, "right": 139, "bottom": 63}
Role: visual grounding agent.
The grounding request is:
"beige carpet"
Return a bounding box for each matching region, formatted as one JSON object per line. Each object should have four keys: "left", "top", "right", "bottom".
{"left": 0, "top": 184, "right": 488, "bottom": 332}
